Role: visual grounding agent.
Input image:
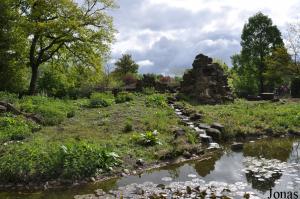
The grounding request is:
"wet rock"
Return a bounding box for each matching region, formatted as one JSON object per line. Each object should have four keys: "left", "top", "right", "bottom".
{"left": 95, "top": 189, "right": 105, "bottom": 196}
{"left": 198, "top": 123, "right": 210, "bottom": 130}
{"left": 211, "top": 123, "right": 224, "bottom": 133}
{"left": 123, "top": 169, "right": 130, "bottom": 174}
{"left": 89, "top": 177, "right": 96, "bottom": 182}
{"left": 156, "top": 184, "right": 165, "bottom": 189}
{"left": 288, "top": 129, "right": 300, "bottom": 136}
{"left": 136, "top": 159, "right": 145, "bottom": 166}
{"left": 206, "top": 128, "right": 221, "bottom": 141}
{"left": 231, "top": 142, "right": 244, "bottom": 151}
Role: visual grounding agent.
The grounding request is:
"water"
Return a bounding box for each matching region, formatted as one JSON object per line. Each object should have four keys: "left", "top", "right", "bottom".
{"left": 1, "top": 138, "right": 299, "bottom": 198}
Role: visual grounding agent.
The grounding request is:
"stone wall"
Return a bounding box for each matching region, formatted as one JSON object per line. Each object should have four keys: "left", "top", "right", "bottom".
{"left": 180, "top": 54, "right": 233, "bottom": 104}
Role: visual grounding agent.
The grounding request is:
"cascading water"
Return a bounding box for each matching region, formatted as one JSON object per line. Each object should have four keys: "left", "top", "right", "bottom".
{"left": 169, "top": 101, "right": 220, "bottom": 149}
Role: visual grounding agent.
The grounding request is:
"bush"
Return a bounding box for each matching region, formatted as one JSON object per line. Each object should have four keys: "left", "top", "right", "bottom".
{"left": 19, "top": 95, "right": 75, "bottom": 125}
{"left": 0, "top": 116, "right": 38, "bottom": 142}
{"left": 145, "top": 94, "right": 167, "bottom": 107}
{"left": 0, "top": 140, "right": 120, "bottom": 183}
{"left": 0, "top": 91, "right": 18, "bottom": 103}
{"left": 291, "top": 77, "right": 300, "bottom": 98}
{"left": 142, "top": 87, "right": 156, "bottom": 95}
{"left": 131, "top": 130, "right": 161, "bottom": 146}
{"left": 123, "top": 122, "right": 133, "bottom": 133}
{"left": 89, "top": 92, "right": 114, "bottom": 108}
{"left": 115, "top": 92, "right": 133, "bottom": 104}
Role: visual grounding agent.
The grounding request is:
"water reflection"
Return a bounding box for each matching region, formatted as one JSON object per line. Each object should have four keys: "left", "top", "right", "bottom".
{"left": 194, "top": 152, "right": 222, "bottom": 177}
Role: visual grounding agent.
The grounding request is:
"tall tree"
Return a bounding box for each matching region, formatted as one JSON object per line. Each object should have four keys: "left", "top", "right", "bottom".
{"left": 0, "top": 0, "right": 28, "bottom": 92}
{"left": 17, "top": 0, "right": 116, "bottom": 95}
{"left": 114, "top": 54, "right": 139, "bottom": 75}
{"left": 241, "top": 12, "right": 284, "bottom": 93}
{"left": 285, "top": 21, "right": 300, "bottom": 65}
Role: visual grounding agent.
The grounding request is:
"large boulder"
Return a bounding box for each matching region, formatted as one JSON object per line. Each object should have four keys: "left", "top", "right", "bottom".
{"left": 180, "top": 54, "right": 233, "bottom": 104}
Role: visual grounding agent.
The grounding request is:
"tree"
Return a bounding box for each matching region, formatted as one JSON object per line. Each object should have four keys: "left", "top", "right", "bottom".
{"left": 264, "top": 47, "right": 293, "bottom": 89}
{"left": 241, "top": 12, "right": 284, "bottom": 93}
{"left": 285, "top": 21, "right": 300, "bottom": 65}
{"left": 114, "top": 54, "right": 139, "bottom": 76}
{"left": 17, "top": 0, "right": 116, "bottom": 95}
{"left": 0, "top": 0, "right": 28, "bottom": 92}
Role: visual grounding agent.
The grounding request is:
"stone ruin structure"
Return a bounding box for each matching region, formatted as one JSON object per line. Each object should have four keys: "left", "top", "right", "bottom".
{"left": 180, "top": 54, "right": 233, "bottom": 104}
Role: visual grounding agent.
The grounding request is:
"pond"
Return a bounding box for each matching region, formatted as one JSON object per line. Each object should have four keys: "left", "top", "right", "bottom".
{"left": 1, "top": 137, "right": 299, "bottom": 198}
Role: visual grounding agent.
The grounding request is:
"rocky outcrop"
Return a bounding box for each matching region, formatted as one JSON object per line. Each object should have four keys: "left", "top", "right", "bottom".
{"left": 180, "top": 54, "right": 233, "bottom": 104}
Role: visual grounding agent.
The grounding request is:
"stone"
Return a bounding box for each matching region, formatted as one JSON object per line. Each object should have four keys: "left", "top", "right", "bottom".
{"left": 136, "top": 159, "right": 144, "bottom": 166}
{"left": 0, "top": 105, "right": 7, "bottom": 112}
{"left": 123, "top": 169, "right": 130, "bottom": 174}
{"left": 199, "top": 134, "right": 212, "bottom": 143}
{"left": 231, "top": 142, "right": 244, "bottom": 151}
{"left": 95, "top": 189, "right": 105, "bottom": 196}
{"left": 173, "top": 128, "right": 185, "bottom": 138}
{"left": 190, "top": 113, "right": 202, "bottom": 121}
{"left": 183, "top": 151, "right": 192, "bottom": 159}
{"left": 206, "top": 128, "right": 221, "bottom": 141}
{"left": 198, "top": 123, "right": 210, "bottom": 130}
{"left": 211, "top": 123, "right": 224, "bottom": 133}
{"left": 180, "top": 53, "right": 233, "bottom": 104}
{"left": 89, "top": 177, "right": 96, "bottom": 182}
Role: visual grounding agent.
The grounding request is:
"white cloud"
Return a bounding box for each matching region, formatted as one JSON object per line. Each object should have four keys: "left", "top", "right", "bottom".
{"left": 110, "top": 0, "right": 300, "bottom": 75}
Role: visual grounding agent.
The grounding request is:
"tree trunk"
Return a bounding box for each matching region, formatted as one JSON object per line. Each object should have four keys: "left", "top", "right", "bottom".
{"left": 28, "top": 65, "right": 38, "bottom": 95}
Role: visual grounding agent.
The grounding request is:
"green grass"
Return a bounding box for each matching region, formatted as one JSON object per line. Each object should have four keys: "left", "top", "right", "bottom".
{"left": 180, "top": 99, "right": 300, "bottom": 138}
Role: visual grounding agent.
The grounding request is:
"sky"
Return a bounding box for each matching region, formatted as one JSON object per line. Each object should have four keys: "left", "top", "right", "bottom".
{"left": 108, "top": 0, "right": 300, "bottom": 75}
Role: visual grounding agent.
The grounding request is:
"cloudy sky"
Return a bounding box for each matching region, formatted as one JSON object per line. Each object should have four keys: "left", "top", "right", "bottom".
{"left": 108, "top": 0, "right": 300, "bottom": 75}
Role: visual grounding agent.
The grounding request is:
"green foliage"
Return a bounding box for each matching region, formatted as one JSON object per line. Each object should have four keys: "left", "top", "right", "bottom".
{"left": 123, "top": 121, "right": 133, "bottom": 133}
{"left": 142, "top": 87, "right": 156, "bottom": 95}
{"left": 115, "top": 92, "right": 133, "bottom": 104}
{"left": 0, "top": 140, "right": 120, "bottom": 183}
{"left": 132, "top": 130, "right": 161, "bottom": 146}
{"left": 19, "top": 95, "right": 75, "bottom": 125}
{"left": 145, "top": 94, "right": 167, "bottom": 107}
{"left": 240, "top": 12, "right": 284, "bottom": 93}
{"left": 0, "top": 116, "right": 38, "bottom": 143}
{"left": 0, "top": 91, "right": 19, "bottom": 103}
{"left": 89, "top": 92, "right": 114, "bottom": 108}
{"left": 114, "top": 54, "right": 139, "bottom": 76}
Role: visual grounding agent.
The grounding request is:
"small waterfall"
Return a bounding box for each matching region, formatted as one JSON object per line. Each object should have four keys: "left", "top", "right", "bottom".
{"left": 169, "top": 101, "right": 220, "bottom": 149}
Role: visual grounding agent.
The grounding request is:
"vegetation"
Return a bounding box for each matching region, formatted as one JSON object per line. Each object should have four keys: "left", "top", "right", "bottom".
{"left": 181, "top": 99, "right": 300, "bottom": 138}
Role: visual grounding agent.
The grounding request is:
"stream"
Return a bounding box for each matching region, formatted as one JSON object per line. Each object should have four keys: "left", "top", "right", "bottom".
{"left": 1, "top": 137, "right": 299, "bottom": 198}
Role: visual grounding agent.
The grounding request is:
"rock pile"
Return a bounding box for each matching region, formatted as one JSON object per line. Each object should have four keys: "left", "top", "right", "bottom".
{"left": 180, "top": 54, "right": 233, "bottom": 104}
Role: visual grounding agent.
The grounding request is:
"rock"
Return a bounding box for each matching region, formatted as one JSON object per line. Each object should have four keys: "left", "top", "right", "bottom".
{"left": 0, "top": 105, "right": 7, "bottom": 112}
{"left": 190, "top": 113, "right": 202, "bottom": 121}
{"left": 183, "top": 151, "right": 192, "bottom": 159}
{"left": 198, "top": 123, "right": 210, "bottom": 130}
{"left": 89, "top": 177, "right": 96, "bottom": 182}
{"left": 211, "top": 123, "right": 224, "bottom": 133}
{"left": 95, "top": 189, "right": 105, "bottom": 196}
{"left": 123, "top": 169, "right": 130, "bottom": 174}
{"left": 180, "top": 53, "right": 233, "bottom": 104}
{"left": 74, "top": 194, "right": 97, "bottom": 199}
{"left": 288, "top": 129, "right": 300, "bottom": 136}
{"left": 206, "top": 128, "right": 221, "bottom": 141}
{"left": 199, "top": 134, "right": 212, "bottom": 143}
{"left": 156, "top": 184, "right": 165, "bottom": 189}
{"left": 231, "top": 142, "right": 244, "bottom": 151}
{"left": 136, "top": 159, "right": 144, "bottom": 166}
{"left": 173, "top": 128, "right": 185, "bottom": 138}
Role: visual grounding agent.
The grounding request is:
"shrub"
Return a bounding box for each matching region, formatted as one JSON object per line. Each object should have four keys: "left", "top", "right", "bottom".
{"left": 142, "top": 87, "right": 156, "bottom": 95}
{"left": 115, "top": 92, "right": 133, "bottom": 104}
{"left": 0, "top": 116, "right": 38, "bottom": 143}
{"left": 131, "top": 130, "right": 161, "bottom": 146}
{"left": 123, "top": 122, "right": 133, "bottom": 133}
{"left": 122, "top": 74, "right": 138, "bottom": 86}
{"left": 0, "top": 140, "right": 120, "bottom": 183}
{"left": 145, "top": 94, "right": 167, "bottom": 107}
{"left": 0, "top": 91, "right": 18, "bottom": 103}
{"left": 19, "top": 96, "right": 75, "bottom": 125}
{"left": 89, "top": 92, "right": 114, "bottom": 108}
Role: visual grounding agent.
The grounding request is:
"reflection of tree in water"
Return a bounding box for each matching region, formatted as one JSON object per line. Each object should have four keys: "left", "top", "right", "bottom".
{"left": 164, "top": 164, "right": 181, "bottom": 179}
{"left": 243, "top": 138, "right": 294, "bottom": 162}
{"left": 193, "top": 152, "right": 222, "bottom": 177}
{"left": 289, "top": 140, "right": 300, "bottom": 163}
{"left": 245, "top": 171, "right": 282, "bottom": 193}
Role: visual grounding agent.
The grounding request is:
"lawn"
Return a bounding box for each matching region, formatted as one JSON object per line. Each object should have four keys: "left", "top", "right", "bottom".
{"left": 180, "top": 99, "right": 300, "bottom": 138}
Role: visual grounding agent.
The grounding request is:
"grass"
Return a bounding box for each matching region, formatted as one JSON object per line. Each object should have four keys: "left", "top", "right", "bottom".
{"left": 0, "top": 92, "right": 196, "bottom": 184}
{"left": 180, "top": 99, "right": 300, "bottom": 138}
